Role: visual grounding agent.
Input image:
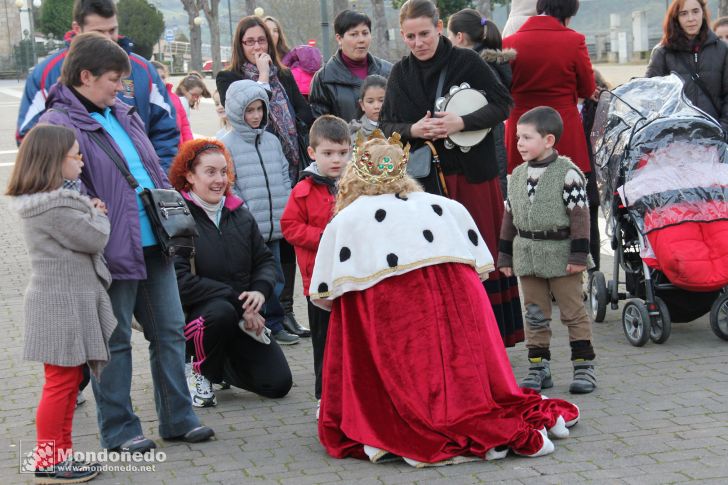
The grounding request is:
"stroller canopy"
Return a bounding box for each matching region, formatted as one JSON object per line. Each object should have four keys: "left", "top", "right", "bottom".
{"left": 591, "top": 74, "right": 728, "bottom": 292}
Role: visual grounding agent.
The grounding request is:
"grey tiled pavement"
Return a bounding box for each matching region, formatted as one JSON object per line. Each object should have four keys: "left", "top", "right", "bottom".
{"left": 2, "top": 79, "right": 728, "bottom": 484}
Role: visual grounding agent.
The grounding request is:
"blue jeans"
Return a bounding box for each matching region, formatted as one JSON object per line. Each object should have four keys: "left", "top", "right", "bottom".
{"left": 264, "top": 240, "right": 285, "bottom": 334}
{"left": 92, "top": 247, "right": 200, "bottom": 449}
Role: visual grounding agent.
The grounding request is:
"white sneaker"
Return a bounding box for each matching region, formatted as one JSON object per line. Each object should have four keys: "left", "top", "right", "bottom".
{"left": 185, "top": 362, "right": 216, "bottom": 408}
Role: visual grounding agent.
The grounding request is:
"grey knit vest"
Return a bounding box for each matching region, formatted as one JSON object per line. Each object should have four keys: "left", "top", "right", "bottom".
{"left": 510, "top": 156, "right": 580, "bottom": 278}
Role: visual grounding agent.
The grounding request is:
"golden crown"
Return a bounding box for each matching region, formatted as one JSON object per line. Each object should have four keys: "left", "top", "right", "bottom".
{"left": 351, "top": 129, "right": 411, "bottom": 185}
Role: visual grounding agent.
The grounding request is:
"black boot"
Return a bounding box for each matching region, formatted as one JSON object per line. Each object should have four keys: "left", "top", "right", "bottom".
{"left": 282, "top": 312, "right": 311, "bottom": 337}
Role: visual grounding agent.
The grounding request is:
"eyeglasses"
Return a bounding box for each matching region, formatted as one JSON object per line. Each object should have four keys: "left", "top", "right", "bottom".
{"left": 242, "top": 37, "right": 267, "bottom": 47}
{"left": 67, "top": 153, "right": 83, "bottom": 162}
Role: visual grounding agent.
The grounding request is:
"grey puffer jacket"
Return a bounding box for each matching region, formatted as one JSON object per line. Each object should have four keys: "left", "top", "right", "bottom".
{"left": 646, "top": 31, "right": 728, "bottom": 130}
{"left": 11, "top": 188, "right": 117, "bottom": 378}
{"left": 221, "top": 80, "right": 291, "bottom": 242}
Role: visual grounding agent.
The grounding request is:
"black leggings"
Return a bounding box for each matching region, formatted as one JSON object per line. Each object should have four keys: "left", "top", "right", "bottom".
{"left": 307, "top": 298, "right": 330, "bottom": 400}
{"left": 185, "top": 298, "right": 292, "bottom": 398}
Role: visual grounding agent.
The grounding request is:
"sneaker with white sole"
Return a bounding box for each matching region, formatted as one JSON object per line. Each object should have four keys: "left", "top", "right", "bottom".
{"left": 185, "top": 362, "right": 216, "bottom": 408}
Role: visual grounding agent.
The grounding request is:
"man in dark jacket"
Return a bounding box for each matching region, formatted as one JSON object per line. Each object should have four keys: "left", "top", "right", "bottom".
{"left": 16, "top": 0, "right": 179, "bottom": 169}
{"left": 309, "top": 10, "right": 392, "bottom": 122}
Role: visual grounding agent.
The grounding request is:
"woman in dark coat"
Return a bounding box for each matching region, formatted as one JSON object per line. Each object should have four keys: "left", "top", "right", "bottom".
{"left": 308, "top": 9, "right": 392, "bottom": 122}
{"left": 380, "top": 0, "right": 524, "bottom": 347}
{"left": 216, "top": 15, "right": 314, "bottom": 338}
{"left": 171, "top": 139, "right": 292, "bottom": 407}
{"left": 216, "top": 15, "right": 314, "bottom": 179}
{"left": 646, "top": 0, "right": 728, "bottom": 131}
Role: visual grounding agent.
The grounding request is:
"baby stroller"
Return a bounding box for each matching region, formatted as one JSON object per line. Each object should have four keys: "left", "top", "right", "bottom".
{"left": 588, "top": 74, "right": 728, "bottom": 346}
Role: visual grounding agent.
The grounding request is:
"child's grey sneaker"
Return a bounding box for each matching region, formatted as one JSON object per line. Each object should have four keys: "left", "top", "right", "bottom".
{"left": 521, "top": 358, "right": 553, "bottom": 391}
{"left": 569, "top": 360, "right": 596, "bottom": 394}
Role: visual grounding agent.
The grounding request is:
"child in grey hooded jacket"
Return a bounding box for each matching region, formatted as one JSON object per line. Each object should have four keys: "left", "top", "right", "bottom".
{"left": 221, "top": 79, "right": 298, "bottom": 345}
{"left": 221, "top": 79, "right": 291, "bottom": 243}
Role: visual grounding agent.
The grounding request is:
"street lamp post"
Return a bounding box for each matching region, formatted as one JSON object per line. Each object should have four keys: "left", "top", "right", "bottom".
{"left": 227, "top": 0, "right": 233, "bottom": 44}
{"left": 320, "top": 0, "right": 330, "bottom": 60}
{"left": 15, "top": 0, "right": 41, "bottom": 67}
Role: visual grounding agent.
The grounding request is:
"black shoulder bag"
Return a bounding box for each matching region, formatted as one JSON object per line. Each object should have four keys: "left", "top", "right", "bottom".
{"left": 88, "top": 131, "right": 198, "bottom": 258}
{"left": 406, "top": 65, "right": 448, "bottom": 180}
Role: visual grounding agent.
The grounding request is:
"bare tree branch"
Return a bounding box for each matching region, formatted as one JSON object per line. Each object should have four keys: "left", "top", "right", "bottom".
{"left": 201, "top": 0, "right": 222, "bottom": 74}
{"left": 245, "top": 0, "right": 257, "bottom": 15}
{"left": 370, "top": 0, "right": 388, "bottom": 59}
{"left": 181, "top": 0, "right": 204, "bottom": 72}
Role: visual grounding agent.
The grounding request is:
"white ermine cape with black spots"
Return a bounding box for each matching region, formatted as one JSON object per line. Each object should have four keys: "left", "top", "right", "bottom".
{"left": 310, "top": 192, "right": 494, "bottom": 302}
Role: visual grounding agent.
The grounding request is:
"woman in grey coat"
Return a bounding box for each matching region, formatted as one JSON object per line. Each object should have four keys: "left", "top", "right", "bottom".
{"left": 6, "top": 124, "right": 116, "bottom": 483}
{"left": 647, "top": 0, "right": 728, "bottom": 132}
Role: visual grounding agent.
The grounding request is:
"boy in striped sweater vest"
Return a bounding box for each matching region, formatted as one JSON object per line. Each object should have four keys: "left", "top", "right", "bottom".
{"left": 497, "top": 106, "right": 596, "bottom": 394}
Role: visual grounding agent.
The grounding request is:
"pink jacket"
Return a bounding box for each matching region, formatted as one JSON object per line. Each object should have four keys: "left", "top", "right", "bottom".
{"left": 166, "top": 83, "right": 193, "bottom": 145}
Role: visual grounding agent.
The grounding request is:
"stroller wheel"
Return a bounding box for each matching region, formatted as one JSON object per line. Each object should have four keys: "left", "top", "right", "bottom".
{"left": 649, "top": 297, "right": 671, "bottom": 344}
{"left": 709, "top": 293, "right": 728, "bottom": 341}
{"left": 587, "top": 272, "right": 608, "bottom": 322}
{"left": 622, "top": 299, "right": 651, "bottom": 347}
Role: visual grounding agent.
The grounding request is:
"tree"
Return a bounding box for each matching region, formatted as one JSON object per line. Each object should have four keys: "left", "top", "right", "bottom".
{"left": 117, "top": 0, "right": 165, "bottom": 59}
{"left": 39, "top": 0, "right": 73, "bottom": 40}
{"left": 333, "top": 0, "right": 350, "bottom": 16}
{"left": 245, "top": 0, "right": 257, "bottom": 15}
{"left": 721, "top": 0, "right": 728, "bottom": 17}
{"left": 371, "top": 0, "right": 388, "bottom": 58}
{"left": 181, "top": 0, "right": 203, "bottom": 72}
{"left": 201, "top": 0, "right": 222, "bottom": 74}
{"left": 476, "top": 0, "right": 492, "bottom": 18}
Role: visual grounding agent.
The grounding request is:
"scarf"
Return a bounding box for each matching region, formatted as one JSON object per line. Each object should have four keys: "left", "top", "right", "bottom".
{"left": 189, "top": 190, "right": 225, "bottom": 227}
{"left": 413, "top": 36, "right": 452, "bottom": 109}
{"left": 242, "top": 62, "right": 301, "bottom": 167}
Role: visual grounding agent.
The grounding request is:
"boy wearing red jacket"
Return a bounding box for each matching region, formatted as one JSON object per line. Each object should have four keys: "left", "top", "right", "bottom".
{"left": 281, "top": 115, "right": 351, "bottom": 418}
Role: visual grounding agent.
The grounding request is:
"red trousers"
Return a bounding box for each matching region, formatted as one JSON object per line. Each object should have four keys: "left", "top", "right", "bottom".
{"left": 35, "top": 364, "right": 84, "bottom": 467}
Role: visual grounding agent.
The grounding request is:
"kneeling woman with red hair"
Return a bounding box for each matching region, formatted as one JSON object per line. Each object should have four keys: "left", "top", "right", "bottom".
{"left": 169, "top": 139, "right": 292, "bottom": 407}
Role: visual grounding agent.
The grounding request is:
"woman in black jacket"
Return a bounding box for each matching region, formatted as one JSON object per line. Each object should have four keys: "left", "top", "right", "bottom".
{"left": 380, "top": 0, "right": 524, "bottom": 347}
{"left": 216, "top": 15, "right": 314, "bottom": 177}
{"left": 170, "top": 139, "right": 292, "bottom": 408}
{"left": 309, "top": 9, "right": 392, "bottom": 122}
{"left": 647, "top": 0, "right": 728, "bottom": 131}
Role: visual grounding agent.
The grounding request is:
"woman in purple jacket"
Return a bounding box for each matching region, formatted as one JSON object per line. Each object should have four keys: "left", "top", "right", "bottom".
{"left": 39, "top": 32, "right": 214, "bottom": 454}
